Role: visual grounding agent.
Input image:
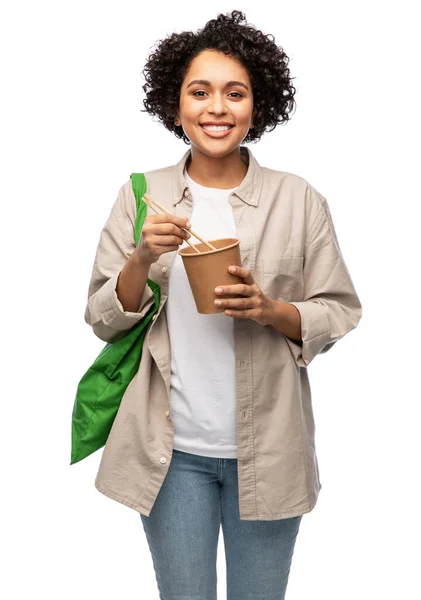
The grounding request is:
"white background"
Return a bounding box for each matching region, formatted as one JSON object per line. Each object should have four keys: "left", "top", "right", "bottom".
{"left": 1, "top": 1, "right": 419, "bottom": 598}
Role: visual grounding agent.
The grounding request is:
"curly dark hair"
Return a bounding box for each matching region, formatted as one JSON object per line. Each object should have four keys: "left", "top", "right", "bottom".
{"left": 141, "top": 10, "right": 297, "bottom": 144}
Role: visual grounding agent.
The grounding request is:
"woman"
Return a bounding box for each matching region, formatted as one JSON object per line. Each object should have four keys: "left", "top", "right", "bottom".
{"left": 85, "top": 10, "right": 362, "bottom": 600}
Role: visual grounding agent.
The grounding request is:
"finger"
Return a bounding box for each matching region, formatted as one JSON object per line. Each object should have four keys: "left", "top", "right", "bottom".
{"left": 214, "top": 296, "right": 255, "bottom": 309}
{"left": 148, "top": 214, "right": 192, "bottom": 229}
{"left": 215, "top": 283, "right": 253, "bottom": 297}
{"left": 228, "top": 265, "right": 254, "bottom": 284}
{"left": 151, "top": 234, "right": 186, "bottom": 246}
{"left": 224, "top": 308, "right": 254, "bottom": 319}
{"left": 149, "top": 223, "right": 191, "bottom": 238}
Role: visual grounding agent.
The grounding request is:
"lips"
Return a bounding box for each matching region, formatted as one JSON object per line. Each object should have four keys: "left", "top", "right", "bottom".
{"left": 200, "top": 122, "right": 234, "bottom": 127}
{"left": 200, "top": 124, "right": 234, "bottom": 138}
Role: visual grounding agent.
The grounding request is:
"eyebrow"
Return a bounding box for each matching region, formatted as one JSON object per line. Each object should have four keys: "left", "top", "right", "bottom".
{"left": 186, "top": 79, "right": 249, "bottom": 91}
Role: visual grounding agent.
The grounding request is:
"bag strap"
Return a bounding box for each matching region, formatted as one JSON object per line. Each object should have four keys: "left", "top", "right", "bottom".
{"left": 130, "top": 173, "right": 147, "bottom": 245}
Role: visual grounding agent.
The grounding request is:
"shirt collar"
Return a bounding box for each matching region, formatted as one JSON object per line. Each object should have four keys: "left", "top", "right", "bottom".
{"left": 172, "top": 146, "right": 263, "bottom": 207}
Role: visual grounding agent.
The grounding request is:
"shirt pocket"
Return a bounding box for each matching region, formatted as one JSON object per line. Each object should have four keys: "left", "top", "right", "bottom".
{"left": 261, "top": 256, "right": 304, "bottom": 301}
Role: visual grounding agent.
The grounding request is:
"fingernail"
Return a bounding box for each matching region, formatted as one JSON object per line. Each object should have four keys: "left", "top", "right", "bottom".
{"left": 229, "top": 266, "right": 236, "bottom": 273}
{"left": 215, "top": 287, "right": 223, "bottom": 294}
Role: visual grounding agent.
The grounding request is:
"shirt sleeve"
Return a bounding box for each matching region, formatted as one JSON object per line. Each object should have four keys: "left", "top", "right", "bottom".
{"left": 284, "top": 187, "right": 362, "bottom": 367}
{"left": 84, "top": 184, "right": 155, "bottom": 344}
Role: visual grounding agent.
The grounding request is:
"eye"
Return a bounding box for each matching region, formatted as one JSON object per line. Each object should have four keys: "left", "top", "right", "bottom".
{"left": 192, "top": 91, "right": 243, "bottom": 98}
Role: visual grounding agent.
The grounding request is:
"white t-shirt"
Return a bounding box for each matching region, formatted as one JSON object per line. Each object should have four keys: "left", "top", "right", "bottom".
{"left": 164, "top": 168, "right": 239, "bottom": 458}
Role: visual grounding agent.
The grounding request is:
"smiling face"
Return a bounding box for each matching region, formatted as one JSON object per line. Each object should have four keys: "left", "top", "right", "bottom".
{"left": 175, "top": 49, "right": 256, "bottom": 159}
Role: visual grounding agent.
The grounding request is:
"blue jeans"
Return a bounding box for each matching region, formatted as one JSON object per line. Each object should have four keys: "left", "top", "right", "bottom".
{"left": 140, "top": 449, "right": 303, "bottom": 600}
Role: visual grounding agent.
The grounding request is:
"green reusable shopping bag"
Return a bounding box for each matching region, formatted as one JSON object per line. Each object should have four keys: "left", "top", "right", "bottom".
{"left": 70, "top": 173, "right": 160, "bottom": 465}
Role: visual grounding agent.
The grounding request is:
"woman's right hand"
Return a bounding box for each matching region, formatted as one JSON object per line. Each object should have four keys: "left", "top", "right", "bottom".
{"left": 136, "top": 214, "right": 192, "bottom": 265}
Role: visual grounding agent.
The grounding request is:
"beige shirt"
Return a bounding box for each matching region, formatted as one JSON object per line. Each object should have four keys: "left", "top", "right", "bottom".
{"left": 85, "top": 146, "right": 362, "bottom": 520}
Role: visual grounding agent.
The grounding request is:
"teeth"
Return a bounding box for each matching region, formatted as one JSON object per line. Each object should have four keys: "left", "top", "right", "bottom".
{"left": 202, "top": 125, "right": 231, "bottom": 131}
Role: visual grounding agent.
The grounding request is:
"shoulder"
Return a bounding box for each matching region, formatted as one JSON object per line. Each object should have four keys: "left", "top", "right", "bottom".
{"left": 115, "top": 164, "right": 175, "bottom": 218}
{"left": 260, "top": 165, "right": 333, "bottom": 244}
{"left": 262, "top": 166, "right": 325, "bottom": 197}
{"left": 261, "top": 165, "right": 328, "bottom": 209}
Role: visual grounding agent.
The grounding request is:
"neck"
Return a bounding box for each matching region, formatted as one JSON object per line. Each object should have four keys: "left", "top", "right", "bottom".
{"left": 186, "top": 146, "right": 248, "bottom": 189}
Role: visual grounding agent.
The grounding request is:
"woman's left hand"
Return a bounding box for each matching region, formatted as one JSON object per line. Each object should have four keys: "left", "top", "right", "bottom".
{"left": 214, "top": 265, "right": 274, "bottom": 326}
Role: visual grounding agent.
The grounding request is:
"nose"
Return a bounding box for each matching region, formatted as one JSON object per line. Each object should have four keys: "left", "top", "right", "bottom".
{"left": 208, "top": 93, "right": 227, "bottom": 115}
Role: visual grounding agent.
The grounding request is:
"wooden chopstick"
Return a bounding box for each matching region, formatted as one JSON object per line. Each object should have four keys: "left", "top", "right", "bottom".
{"left": 143, "top": 193, "right": 217, "bottom": 252}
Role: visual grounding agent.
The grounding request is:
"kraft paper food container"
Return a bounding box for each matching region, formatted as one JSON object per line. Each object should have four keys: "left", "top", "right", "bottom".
{"left": 178, "top": 238, "right": 243, "bottom": 314}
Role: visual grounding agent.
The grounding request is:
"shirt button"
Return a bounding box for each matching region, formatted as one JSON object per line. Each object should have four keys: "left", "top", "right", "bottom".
{"left": 160, "top": 456, "right": 167, "bottom": 464}
{"left": 240, "top": 360, "right": 246, "bottom": 367}
{"left": 161, "top": 266, "right": 168, "bottom": 274}
{"left": 165, "top": 410, "right": 170, "bottom": 417}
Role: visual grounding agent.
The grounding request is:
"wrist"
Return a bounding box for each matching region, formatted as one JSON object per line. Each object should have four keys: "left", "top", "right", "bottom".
{"left": 266, "top": 298, "right": 283, "bottom": 328}
{"left": 266, "top": 298, "right": 302, "bottom": 341}
{"left": 131, "top": 250, "right": 152, "bottom": 271}
{"left": 264, "top": 297, "right": 278, "bottom": 327}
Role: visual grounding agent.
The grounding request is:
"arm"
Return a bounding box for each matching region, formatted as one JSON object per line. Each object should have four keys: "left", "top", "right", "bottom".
{"left": 116, "top": 252, "right": 152, "bottom": 313}
{"left": 271, "top": 187, "right": 362, "bottom": 367}
{"left": 84, "top": 183, "right": 155, "bottom": 344}
{"left": 267, "top": 301, "right": 303, "bottom": 343}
